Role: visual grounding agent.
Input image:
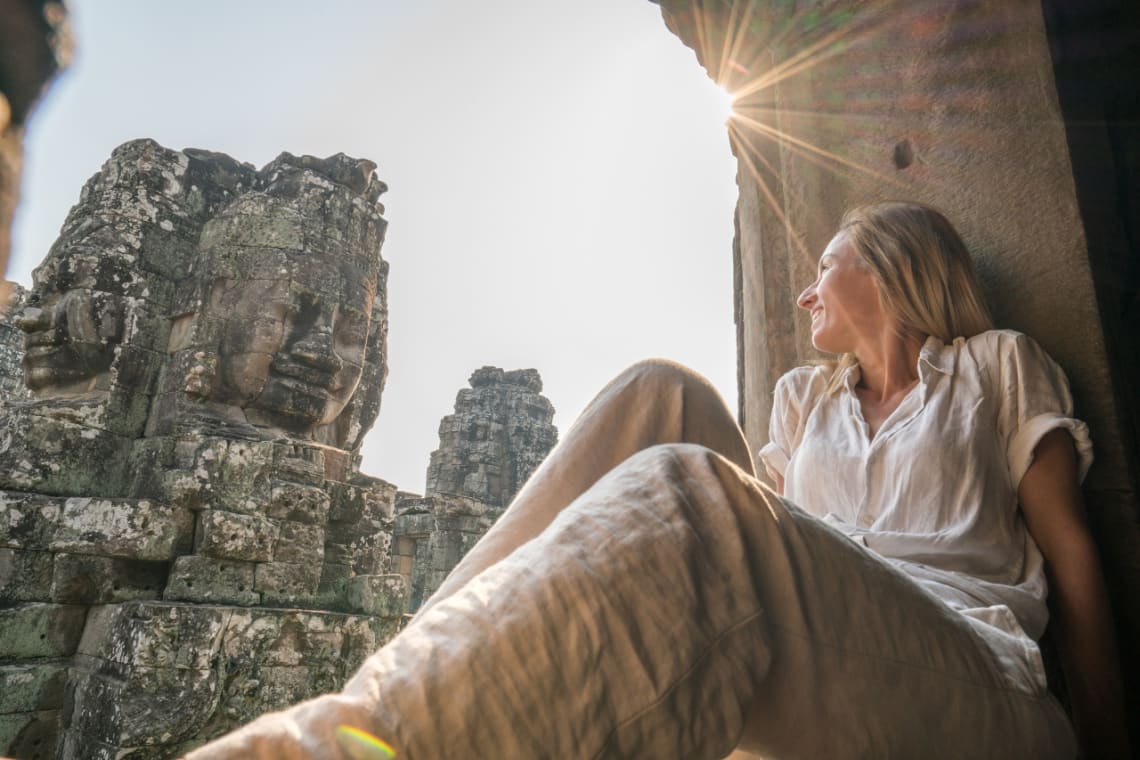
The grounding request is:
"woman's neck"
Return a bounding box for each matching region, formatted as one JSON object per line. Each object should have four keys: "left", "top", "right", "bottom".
{"left": 853, "top": 331, "right": 926, "bottom": 401}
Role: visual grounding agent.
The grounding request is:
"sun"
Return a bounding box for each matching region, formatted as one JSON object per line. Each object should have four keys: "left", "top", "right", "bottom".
{"left": 717, "top": 85, "right": 738, "bottom": 122}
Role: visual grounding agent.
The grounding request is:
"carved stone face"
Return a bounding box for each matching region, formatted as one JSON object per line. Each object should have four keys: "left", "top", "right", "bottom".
{"left": 16, "top": 253, "right": 126, "bottom": 394}
{"left": 206, "top": 257, "right": 374, "bottom": 435}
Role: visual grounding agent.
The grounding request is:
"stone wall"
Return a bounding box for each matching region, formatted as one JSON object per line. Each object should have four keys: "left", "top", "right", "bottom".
{"left": 0, "top": 141, "right": 406, "bottom": 760}
{"left": 653, "top": 0, "right": 1140, "bottom": 719}
{"left": 395, "top": 367, "right": 558, "bottom": 612}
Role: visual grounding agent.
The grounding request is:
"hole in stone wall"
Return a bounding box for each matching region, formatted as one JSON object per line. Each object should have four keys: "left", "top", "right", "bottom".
{"left": 893, "top": 139, "right": 915, "bottom": 170}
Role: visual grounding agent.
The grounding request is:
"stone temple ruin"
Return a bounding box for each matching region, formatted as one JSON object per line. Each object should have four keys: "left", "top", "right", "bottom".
{"left": 0, "top": 139, "right": 556, "bottom": 759}
{"left": 393, "top": 367, "right": 558, "bottom": 612}
{"left": 7, "top": 0, "right": 1140, "bottom": 752}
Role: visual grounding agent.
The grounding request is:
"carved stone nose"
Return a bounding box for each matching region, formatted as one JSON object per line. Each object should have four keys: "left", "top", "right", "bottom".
{"left": 291, "top": 329, "right": 343, "bottom": 373}
{"left": 15, "top": 305, "right": 48, "bottom": 332}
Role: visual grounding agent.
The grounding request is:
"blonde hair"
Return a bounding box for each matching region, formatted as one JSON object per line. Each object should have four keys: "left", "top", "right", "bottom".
{"left": 824, "top": 202, "right": 993, "bottom": 388}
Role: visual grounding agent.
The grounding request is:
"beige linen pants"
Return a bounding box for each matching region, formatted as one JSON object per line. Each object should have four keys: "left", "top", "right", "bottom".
{"left": 185, "top": 360, "right": 1076, "bottom": 759}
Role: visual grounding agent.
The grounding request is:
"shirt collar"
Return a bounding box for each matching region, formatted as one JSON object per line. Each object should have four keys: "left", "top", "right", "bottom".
{"left": 837, "top": 334, "right": 954, "bottom": 394}
{"left": 917, "top": 334, "right": 955, "bottom": 380}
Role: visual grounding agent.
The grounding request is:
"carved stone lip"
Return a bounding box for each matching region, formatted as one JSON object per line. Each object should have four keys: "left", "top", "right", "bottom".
{"left": 271, "top": 360, "right": 340, "bottom": 391}
{"left": 268, "top": 371, "right": 337, "bottom": 401}
{"left": 23, "top": 340, "right": 65, "bottom": 356}
{"left": 22, "top": 328, "right": 62, "bottom": 349}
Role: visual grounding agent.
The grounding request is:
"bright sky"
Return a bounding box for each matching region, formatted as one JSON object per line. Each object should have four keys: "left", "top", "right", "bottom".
{"left": 10, "top": 0, "right": 739, "bottom": 493}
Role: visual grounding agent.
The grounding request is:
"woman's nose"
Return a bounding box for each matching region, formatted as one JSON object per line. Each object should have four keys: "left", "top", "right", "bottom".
{"left": 797, "top": 283, "right": 816, "bottom": 310}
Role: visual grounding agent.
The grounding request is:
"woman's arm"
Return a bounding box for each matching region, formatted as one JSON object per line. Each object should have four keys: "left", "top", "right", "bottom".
{"left": 1019, "top": 428, "right": 1131, "bottom": 758}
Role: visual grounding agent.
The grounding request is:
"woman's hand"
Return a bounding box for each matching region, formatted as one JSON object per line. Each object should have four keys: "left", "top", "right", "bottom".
{"left": 1019, "top": 428, "right": 1132, "bottom": 758}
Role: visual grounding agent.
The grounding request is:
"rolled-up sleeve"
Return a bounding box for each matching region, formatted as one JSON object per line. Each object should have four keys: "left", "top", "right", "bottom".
{"left": 998, "top": 332, "right": 1094, "bottom": 487}
{"left": 759, "top": 367, "right": 820, "bottom": 483}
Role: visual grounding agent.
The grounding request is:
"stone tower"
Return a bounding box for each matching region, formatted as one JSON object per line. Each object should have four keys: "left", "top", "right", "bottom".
{"left": 0, "top": 142, "right": 406, "bottom": 760}
{"left": 425, "top": 366, "right": 557, "bottom": 508}
{"left": 394, "top": 367, "right": 558, "bottom": 612}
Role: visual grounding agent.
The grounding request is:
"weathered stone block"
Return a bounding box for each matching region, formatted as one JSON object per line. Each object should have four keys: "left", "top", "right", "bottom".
{"left": 324, "top": 519, "right": 391, "bottom": 574}
{"left": 219, "top": 610, "right": 341, "bottom": 667}
{"left": 327, "top": 479, "right": 397, "bottom": 523}
{"left": 194, "top": 509, "right": 277, "bottom": 561}
{"left": 339, "top": 614, "right": 404, "bottom": 669}
{"left": 52, "top": 497, "right": 192, "bottom": 560}
{"left": 314, "top": 562, "right": 352, "bottom": 608}
{"left": 0, "top": 493, "right": 61, "bottom": 550}
{"left": 50, "top": 554, "right": 166, "bottom": 604}
{"left": 0, "top": 411, "right": 132, "bottom": 497}
{"left": 0, "top": 603, "right": 87, "bottom": 658}
{"left": 78, "top": 603, "right": 229, "bottom": 672}
{"left": 57, "top": 729, "right": 116, "bottom": 760}
{"left": 0, "top": 547, "right": 53, "bottom": 603}
{"left": 187, "top": 661, "right": 336, "bottom": 748}
{"left": 123, "top": 436, "right": 176, "bottom": 500}
{"left": 346, "top": 574, "right": 408, "bottom": 617}
{"left": 213, "top": 609, "right": 283, "bottom": 662}
{"left": 0, "top": 663, "right": 68, "bottom": 713}
{"left": 253, "top": 561, "right": 321, "bottom": 606}
{"left": 164, "top": 555, "right": 259, "bottom": 606}
{"left": 199, "top": 199, "right": 305, "bottom": 252}
{"left": 273, "top": 521, "right": 324, "bottom": 563}
{"left": 153, "top": 437, "right": 280, "bottom": 514}
{"left": 243, "top": 664, "right": 340, "bottom": 709}
{"left": 117, "top": 606, "right": 394, "bottom": 750}
{"left": 67, "top": 666, "right": 218, "bottom": 747}
{"left": 392, "top": 509, "right": 435, "bottom": 536}
{"left": 268, "top": 441, "right": 327, "bottom": 482}
{"left": 0, "top": 710, "right": 60, "bottom": 759}
{"left": 0, "top": 284, "right": 29, "bottom": 403}
{"left": 100, "top": 347, "right": 165, "bottom": 437}
{"left": 265, "top": 480, "right": 331, "bottom": 524}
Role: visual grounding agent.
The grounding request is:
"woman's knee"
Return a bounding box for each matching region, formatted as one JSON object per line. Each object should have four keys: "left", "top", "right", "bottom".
{"left": 605, "top": 359, "right": 750, "bottom": 470}
{"left": 617, "top": 357, "right": 719, "bottom": 399}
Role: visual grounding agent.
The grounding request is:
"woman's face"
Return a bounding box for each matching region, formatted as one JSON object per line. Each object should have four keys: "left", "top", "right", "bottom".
{"left": 796, "top": 233, "right": 887, "bottom": 354}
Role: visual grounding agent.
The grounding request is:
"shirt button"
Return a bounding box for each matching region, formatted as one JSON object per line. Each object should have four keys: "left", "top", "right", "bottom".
{"left": 859, "top": 514, "right": 873, "bottom": 527}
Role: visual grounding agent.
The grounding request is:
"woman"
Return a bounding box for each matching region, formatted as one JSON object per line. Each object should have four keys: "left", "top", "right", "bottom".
{"left": 187, "top": 203, "right": 1128, "bottom": 759}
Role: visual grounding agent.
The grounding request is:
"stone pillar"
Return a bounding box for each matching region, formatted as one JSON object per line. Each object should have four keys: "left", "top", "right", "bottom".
{"left": 395, "top": 367, "right": 558, "bottom": 612}
{"left": 653, "top": 0, "right": 1140, "bottom": 715}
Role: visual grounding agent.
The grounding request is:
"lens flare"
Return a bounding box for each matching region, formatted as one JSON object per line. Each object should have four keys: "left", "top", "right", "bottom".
{"left": 335, "top": 724, "right": 397, "bottom": 759}
{"left": 718, "top": 85, "right": 738, "bottom": 122}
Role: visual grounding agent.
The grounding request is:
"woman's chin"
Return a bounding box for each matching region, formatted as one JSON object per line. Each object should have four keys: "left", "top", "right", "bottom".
{"left": 810, "top": 335, "right": 844, "bottom": 355}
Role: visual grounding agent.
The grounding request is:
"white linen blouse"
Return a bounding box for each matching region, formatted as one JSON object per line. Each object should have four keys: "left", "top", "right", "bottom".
{"left": 758, "top": 329, "right": 1093, "bottom": 693}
